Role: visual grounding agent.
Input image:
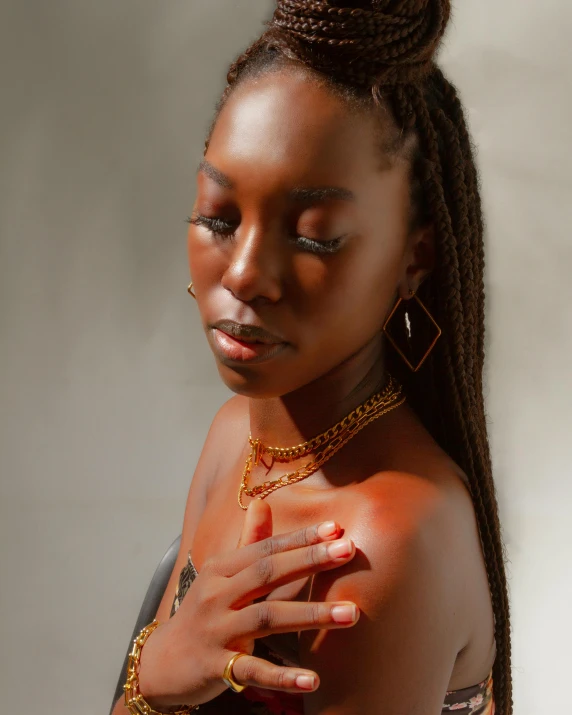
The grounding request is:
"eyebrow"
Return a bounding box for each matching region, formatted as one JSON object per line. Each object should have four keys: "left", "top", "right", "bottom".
{"left": 197, "top": 159, "right": 356, "bottom": 202}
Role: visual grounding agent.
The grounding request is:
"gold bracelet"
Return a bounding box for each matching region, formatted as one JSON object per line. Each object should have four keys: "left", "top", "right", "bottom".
{"left": 124, "top": 619, "right": 199, "bottom": 714}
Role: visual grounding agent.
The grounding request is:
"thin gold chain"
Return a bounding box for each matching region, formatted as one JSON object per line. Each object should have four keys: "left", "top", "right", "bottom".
{"left": 238, "top": 375, "right": 405, "bottom": 510}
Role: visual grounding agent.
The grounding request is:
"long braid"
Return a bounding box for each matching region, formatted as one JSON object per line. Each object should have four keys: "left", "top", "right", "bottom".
{"left": 391, "top": 75, "right": 512, "bottom": 715}
{"left": 204, "top": 3, "right": 512, "bottom": 712}
{"left": 395, "top": 79, "right": 512, "bottom": 714}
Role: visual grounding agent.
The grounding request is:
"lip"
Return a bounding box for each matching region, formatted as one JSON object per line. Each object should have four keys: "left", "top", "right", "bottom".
{"left": 211, "top": 319, "right": 286, "bottom": 345}
{"left": 210, "top": 320, "right": 289, "bottom": 364}
{"left": 212, "top": 329, "right": 289, "bottom": 363}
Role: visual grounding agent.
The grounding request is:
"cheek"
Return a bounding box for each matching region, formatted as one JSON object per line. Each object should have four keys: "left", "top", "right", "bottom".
{"left": 357, "top": 237, "right": 404, "bottom": 314}
{"left": 293, "top": 235, "right": 403, "bottom": 338}
{"left": 350, "top": 199, "right": 411, "bottom": 323}
{"left": 187, "top": 228, "right": 225, "bottom": 285}
{"left": 187, "top": 228, "right": 193, "bottom": 269}
{"left": 297, "top": 183, "right": 410, "bottom": 337}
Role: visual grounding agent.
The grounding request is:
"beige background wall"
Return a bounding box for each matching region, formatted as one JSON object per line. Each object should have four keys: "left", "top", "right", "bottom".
{"left": 1, "top": 1, "right": 570, "bottom": 713}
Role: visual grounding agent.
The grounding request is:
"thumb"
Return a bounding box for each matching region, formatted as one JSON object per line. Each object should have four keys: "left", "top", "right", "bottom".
{"left": 237, "top": 498, "right": 273, "bottom": 549}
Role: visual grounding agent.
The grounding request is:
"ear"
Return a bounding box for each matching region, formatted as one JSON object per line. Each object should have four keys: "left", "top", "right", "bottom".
{"left": 397, "top": 223, "right": 436, "bottom": 300}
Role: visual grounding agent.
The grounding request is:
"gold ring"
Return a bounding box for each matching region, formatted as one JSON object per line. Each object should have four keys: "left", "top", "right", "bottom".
{"left": 222, "top": 652, "right": 248, "bottom": 692}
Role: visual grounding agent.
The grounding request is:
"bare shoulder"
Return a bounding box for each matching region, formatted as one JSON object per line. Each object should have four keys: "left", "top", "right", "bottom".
{"left": 345, "top": 404, "right": 486, "bottom": 632}
{"left": 362, "top": 461, "right": 484, "bottom": 637}
{"left": 364, "top": 460, "right": 478, "bottom": 561}
{"left": 314, "top": 463, "right": 474, "bottom": 622}
{"left": 205, "top": 392, "right": 249, "bottom": 439}
{"left": 300, "top": 466, "right": 482, "bottom": 713}
{"left": 178, "top": 394, "right": 247, "bottom": 496}
{"left": 201, "top": 393, "right": 249, "bottom": 489}
{"left": 152, "top": 394, "right": 247, "bottom": 623}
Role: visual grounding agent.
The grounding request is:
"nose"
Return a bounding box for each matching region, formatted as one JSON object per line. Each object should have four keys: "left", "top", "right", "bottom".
{"left": 220, "top": 221, "right": 284, "bottom": 304}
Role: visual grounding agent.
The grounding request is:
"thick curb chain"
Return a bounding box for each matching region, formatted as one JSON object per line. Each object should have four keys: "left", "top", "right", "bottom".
{"left": 238, "top": 377, "right": 406, "bottom": 510}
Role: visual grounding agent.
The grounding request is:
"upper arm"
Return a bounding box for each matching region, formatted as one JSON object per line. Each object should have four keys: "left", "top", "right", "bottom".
{"left": 153, "top": 395, "right": 243, "bottom": 624}
{"left": 299, "top": 477, "right": 468, "bottom": 715}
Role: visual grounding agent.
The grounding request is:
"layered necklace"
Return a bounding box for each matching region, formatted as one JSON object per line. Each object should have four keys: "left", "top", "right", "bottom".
{"left": 238, "top": 374, "right": 406, "bottom": 510}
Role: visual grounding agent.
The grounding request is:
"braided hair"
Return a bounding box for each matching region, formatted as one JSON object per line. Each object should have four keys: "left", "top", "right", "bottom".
{"left": 202, "top": 2, "right": 512, "bottom": 712}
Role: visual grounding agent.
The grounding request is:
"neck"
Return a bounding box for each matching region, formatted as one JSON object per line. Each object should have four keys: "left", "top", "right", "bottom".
{"left": 248, "top": 336, "right": 388, "bottom": 451}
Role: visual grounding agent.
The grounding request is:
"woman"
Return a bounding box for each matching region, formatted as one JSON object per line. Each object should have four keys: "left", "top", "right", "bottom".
{"left": 114, "top": 1, "right": 511, "bottom": 713}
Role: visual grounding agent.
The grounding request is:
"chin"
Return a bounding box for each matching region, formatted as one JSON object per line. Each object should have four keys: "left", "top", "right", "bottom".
{"left": 215, "top": 362, "right": 296, "bottom": 399}
{"left": 208, "top": 330, "right": 306, "bottom": 398}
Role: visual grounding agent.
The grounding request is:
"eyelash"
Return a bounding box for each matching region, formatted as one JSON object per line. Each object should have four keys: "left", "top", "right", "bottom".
{"left": 185, "top": 214, "right": 345, "bottom": 255}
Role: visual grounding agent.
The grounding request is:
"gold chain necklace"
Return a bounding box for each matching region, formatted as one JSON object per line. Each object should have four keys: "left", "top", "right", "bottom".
{"left": 238, "top": 375, "right": 406, "bottom": 510}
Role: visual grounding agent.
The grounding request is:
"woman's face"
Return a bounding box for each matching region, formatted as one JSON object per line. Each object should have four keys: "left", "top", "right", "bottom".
{"left": 188, "top": 68, "right": 425, "bottom": 398}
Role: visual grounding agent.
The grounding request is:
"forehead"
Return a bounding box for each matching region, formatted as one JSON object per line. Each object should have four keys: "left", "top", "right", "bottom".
{"left": 206, "top": 70, "right": 396, "bottom": 188}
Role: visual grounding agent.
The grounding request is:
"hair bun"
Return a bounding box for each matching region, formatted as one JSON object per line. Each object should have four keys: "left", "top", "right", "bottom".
{"left": 270, "top": 0, "right": 451, "bottom": 86}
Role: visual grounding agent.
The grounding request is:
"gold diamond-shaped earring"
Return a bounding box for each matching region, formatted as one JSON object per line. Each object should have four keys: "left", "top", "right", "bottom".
{"left": 383, "top": 289, "right": 441, "bottom": 372}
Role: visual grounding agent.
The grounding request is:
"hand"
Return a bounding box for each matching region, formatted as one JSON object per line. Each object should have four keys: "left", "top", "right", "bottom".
{"left": 138, "top": 499, "right": 359, "bottom": 708}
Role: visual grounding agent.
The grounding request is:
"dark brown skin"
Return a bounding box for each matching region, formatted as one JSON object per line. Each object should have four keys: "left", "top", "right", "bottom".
{"left": 131, "top": 68, "right": 496, "bottom": 715}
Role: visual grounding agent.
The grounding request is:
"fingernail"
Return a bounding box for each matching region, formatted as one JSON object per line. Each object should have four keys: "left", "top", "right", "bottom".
{"left": 327, "top": 539, "right": 352, "bottom": 559}
{"left": 296, "top": 674, "right": 316, "bottom": 690}
{"left": 331, "top": 604, "right": 357, "bottom": 623}
{"left": 317, "top": 521, "right": 338, "bottom": 538}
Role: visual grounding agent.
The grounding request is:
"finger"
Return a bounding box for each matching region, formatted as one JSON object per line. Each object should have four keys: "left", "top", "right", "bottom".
{"left": 236, "top": 499, "right": 273, "bottom": 550}
{"left": 231, "top": 598, "right": 360, "bottom": 639}
{"left": 228, "top": 537, "right": 355, "bottom": 605}
{"left": 227, "top": 652, "right": 320, "bottom": 694}
{"left": 211, "top": 520, "right": 342, "bottom": 578}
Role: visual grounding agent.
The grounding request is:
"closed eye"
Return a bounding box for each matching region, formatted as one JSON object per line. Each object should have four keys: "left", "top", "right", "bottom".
{"left": 185, "top": 214, "right": 346, "bottom": 255}
{"left": 186, "top": 214, "right": 235, "bottom": 239}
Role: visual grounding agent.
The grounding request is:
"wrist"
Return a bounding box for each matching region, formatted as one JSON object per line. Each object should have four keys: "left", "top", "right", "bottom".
{"left": 125, "top": 620, "right": 199, "bottom": 714}
{"left": 137, "top": 624, "right": 175, "bottom": 708}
